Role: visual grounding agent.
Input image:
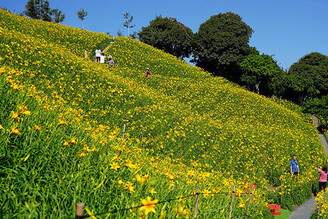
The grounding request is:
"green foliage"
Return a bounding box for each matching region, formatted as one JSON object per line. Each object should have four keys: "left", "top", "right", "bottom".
{"left": 139, "top": 16, "right": 193, "bottom": 59}
{"left": 123, "top": 12, "right": 135, "bottom": 37}
{"left": 23, "top": 0, "right": 65, "bottom": 23}
{"left": 50, "top": 8, "right": 65, "bottom": 23}
{"left": 304, "top": 96, "right": 328, "bottom": 118}
{"left": 77, "top": 8, "right": 87, "bottom": 21}
{"left": 23, "top": 0, "right": 51, "bottom": 21}
{"left": 117, "top": 29, "right": 124, "bottom": 36}
{"left": 192, "top": 12, "right": 253, "bottom": 81}
{"left": 239, "top": 54, "right": 282, "bottom": 94}
{"left": 282, "top": 52, "right": 328, "bottom": 104}
{"left": 304, "top": 95, "right": 328, "bottom": 130}
{"left": 77, "top": 8, "right": 87, "bottom": 29}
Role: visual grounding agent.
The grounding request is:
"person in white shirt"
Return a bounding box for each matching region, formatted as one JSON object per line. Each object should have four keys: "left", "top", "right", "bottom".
{"left": 100, "top": 53, "right": 106, "bottom": 64}
{"left": 95, "top": 48, "right": 101, "bottom": 62}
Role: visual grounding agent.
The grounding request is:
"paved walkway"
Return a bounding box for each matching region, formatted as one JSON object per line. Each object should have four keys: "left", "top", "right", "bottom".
{"left": 319, "top": 133, "right": 328, "bottom": 153}
{"left": 288, "top": 196, "right": 316, "bottom": 219}
{"left": 288, "top": 116, "right": 328, "bottom": 219}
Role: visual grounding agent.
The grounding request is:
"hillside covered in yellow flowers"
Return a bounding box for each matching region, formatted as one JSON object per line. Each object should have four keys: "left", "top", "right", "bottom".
{"left": 0, "top": 10, "right": 325, "bottom": 218}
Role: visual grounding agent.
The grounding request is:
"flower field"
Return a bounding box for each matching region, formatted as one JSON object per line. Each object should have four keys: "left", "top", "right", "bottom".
{"left": 315, "top": 189, "right": 328, "bottom": 218}
{"left": 0, "top": 9, "right": 326, "bottom": 218}
{"left": 0, "top": 10, "right": 111, "bottom": 58}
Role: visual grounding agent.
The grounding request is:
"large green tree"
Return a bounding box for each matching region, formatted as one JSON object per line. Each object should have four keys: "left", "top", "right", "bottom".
{"left": 282, "top": 52, "right": 328, "bottom": 103}
{"left": 23, "top": 0, "right": 65, "bottom": 23}
{"left": 192, "top": 12, "right": 253, "bottom": 81}
{"left": 138, "top": 16, "right": 193, "bottom": 59}
{"left": 239, "top": 54, "right": 282, "bottom": 94}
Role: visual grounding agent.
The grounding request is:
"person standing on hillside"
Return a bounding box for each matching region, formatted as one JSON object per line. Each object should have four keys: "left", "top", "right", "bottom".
{"left": 318, "top": 166, "right": 328, "bottom": 192}
{"left": 145, "top": 68, "right": 151, "bottom": 78}
{"left": 290, "top": 155, "right": 300, "bottom": 176}
{"left": 95, "top": 47, "right": 101, "bottom": 62}
{"left": 108, "top": 55, "right": 115, "bottom": 67}
{"left": 100, "top": 52, "right": 106, "bottom": 64}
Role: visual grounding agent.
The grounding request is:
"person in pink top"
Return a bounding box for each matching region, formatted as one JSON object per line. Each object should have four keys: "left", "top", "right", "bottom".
{"left": 145, "top": 68, "right": 151, "bottom": 78}
{"left": 318, "top": 166, "right": 328, "bottom": 192}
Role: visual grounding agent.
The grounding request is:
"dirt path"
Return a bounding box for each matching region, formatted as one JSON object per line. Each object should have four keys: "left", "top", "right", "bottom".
{"left": 288, "top": 115, "right": 328, "bottom": 219}
{"left": 102, "top": 42, "right": 113, "bottom": 53}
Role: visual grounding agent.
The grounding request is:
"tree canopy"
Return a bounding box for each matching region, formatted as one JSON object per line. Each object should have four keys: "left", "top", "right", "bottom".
{"left": 123, "top": 12, "right": 135, "bottom": 37}
{"left": 282, "top": 52, "right": 328, "bottom": 103}
{"left": 77, "top": 8, "right": 88, "bottom": 29}
{"left": 138, "top": 16, "right": 193, "bottom": 59}
{"left": 304, "top": 95, "right": 328, "bottom": 130}
{"left": 50, "top": 8, "right": 65, "bottom": 23}
{"left": 192, "top": 12, "right": 253, "bottom": 81}
{"left": 239, "top": 54, "right": 282, "bottom": 94}
{"left": 23, "top": 0, "right": 65, "bottom": 23}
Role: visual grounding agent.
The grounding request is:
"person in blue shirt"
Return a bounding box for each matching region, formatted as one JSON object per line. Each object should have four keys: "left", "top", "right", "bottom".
{"left": 290, "top": 155, "right": 300, "bottom": 176}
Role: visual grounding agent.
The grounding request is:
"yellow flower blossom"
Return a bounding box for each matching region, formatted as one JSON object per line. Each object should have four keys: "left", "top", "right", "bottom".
{"left": 125, "top": 160, "right": 137, "bottom": 169}
{"left": 175, "top": 204, "right": 191, "bottom": 218}
{"left": 125, "top": 182, "right": 135, "bottom": 193}
{"left": 11, "top": 127, "right": 21, "bottom": 135}
{"left": 139, "top": 196, "right": 158, "bottom": 215}
{"left": 34, "top": 125, "right": 42, "bottom": 132}
{"left": 110, "top": 162, "right": 120, "bottom": 171}
{"left": 18, "top": 105, "right": 31, "bottom": 115}
{"left": 149, "top": 188, "right": 157, "bottom": 195}
{"left": 239, "top": 200, "right": 245, "bottom": 209}
{"left": 118, "top": 179, "right": 124, "bottom": 185}
{"left": 68, "top": 137, "right": 77, "bottom": 144}
{"left": 79, "top": 152, "right": 86, "bottom": 158}
{"left": 11, "top": 111, "right": 20, "bottom": 122}
{"left": 58, "top": 118, "right": 67, "bottom": 126}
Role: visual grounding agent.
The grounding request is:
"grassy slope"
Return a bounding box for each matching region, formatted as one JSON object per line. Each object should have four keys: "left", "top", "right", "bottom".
{"left": 0, "top": 10, "right": 324, "bottom": 217}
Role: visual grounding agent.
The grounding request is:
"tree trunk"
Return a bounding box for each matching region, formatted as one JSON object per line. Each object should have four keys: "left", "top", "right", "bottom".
{"left": 82, "top": 21, "right": 84, "bottom": 30}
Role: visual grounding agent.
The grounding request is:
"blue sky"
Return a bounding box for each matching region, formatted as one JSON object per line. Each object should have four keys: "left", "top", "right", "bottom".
{"left": 2, "top": 0, "right": 328, "bottom": 69}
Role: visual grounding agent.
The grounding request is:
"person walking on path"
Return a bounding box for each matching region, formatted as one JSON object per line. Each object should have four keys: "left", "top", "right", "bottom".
{"left": 95, "top": 47, "right": 101, "bottom": 62}
{"left": 145, "top": 68, "right": 151, "bottom": 78}
{"left": 290, "top": 155, "right": 300, "bottom": 176}
{"left": 318, "top": 166, "right": 327, "bottom": 192}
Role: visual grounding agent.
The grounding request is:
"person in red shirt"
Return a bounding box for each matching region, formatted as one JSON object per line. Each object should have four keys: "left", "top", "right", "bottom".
{"left": 145, "top": 68, "right": 151, "bottom": 78}
{"left": 318, "top": 166, "right": 328, "bottom": 192}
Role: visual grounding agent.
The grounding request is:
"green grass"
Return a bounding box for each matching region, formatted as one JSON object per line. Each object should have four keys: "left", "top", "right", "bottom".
{"left": 274, "top": 209, "right": 291, "bottom": 219}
